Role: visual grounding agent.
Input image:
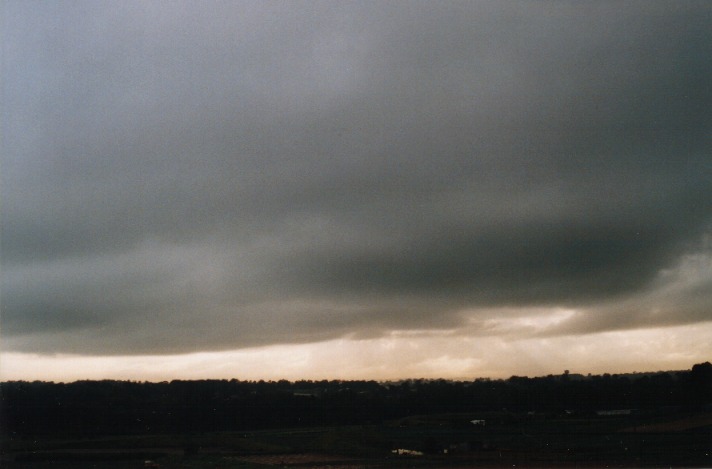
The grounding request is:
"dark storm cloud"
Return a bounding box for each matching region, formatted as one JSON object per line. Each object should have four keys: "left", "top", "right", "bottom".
{"left": 2, "top": 1, "right": 711, "bottom": 354}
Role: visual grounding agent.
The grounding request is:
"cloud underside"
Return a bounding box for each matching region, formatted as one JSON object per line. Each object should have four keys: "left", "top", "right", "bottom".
{"left": 2, "top": 1, "right": 711, "bottom": 355}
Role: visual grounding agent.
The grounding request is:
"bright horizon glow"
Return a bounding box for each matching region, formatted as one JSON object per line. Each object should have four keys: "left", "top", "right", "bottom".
{"left": 2, "top": 322, "right": 711, "bottom": 383}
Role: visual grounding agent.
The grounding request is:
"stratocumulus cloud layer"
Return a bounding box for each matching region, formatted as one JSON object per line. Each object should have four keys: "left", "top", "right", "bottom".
{"left": 2, "top": 1, "right": 711, "bottom": 369}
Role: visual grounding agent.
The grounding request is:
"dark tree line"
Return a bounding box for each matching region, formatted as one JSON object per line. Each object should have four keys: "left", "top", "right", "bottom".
{"left": 1, "top": 363, "right": 710, "bottom": 438}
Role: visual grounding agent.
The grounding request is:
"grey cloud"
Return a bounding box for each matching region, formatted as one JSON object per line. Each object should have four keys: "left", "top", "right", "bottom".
{"left": 2, "top": 1, "right": 711, "bottom": 355}
{"left": 540, "top": 248, "right": 712, "bottom": 337}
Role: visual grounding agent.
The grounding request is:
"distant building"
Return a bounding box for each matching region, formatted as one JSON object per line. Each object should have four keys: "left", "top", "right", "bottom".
{"left": 392, "top": 448, "right": 424, "bottom": 456}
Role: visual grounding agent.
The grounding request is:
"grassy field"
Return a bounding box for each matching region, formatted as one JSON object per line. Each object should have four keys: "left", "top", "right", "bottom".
{"left": 2, "top": 410, "right": 711, "bottom": 468}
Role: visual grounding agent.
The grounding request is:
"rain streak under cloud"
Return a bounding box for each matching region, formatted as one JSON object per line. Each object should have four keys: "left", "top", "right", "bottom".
{"left": 1, "top": 1, "right": 711, "bottom": 380}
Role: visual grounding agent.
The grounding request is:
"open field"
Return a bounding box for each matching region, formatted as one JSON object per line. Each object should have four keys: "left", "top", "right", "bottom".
{"left": 3, "top": 409, "right": 711, "bottom": 468}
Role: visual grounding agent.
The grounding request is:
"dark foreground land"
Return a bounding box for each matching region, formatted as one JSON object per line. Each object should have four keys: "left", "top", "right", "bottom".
{"left": 2, "top": 363, "right": 711, "bottom": 468}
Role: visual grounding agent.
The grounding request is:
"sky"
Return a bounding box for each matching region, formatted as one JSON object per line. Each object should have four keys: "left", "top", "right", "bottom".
{"left": 1, "top": 1, "right": 711, "bottom": 382}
